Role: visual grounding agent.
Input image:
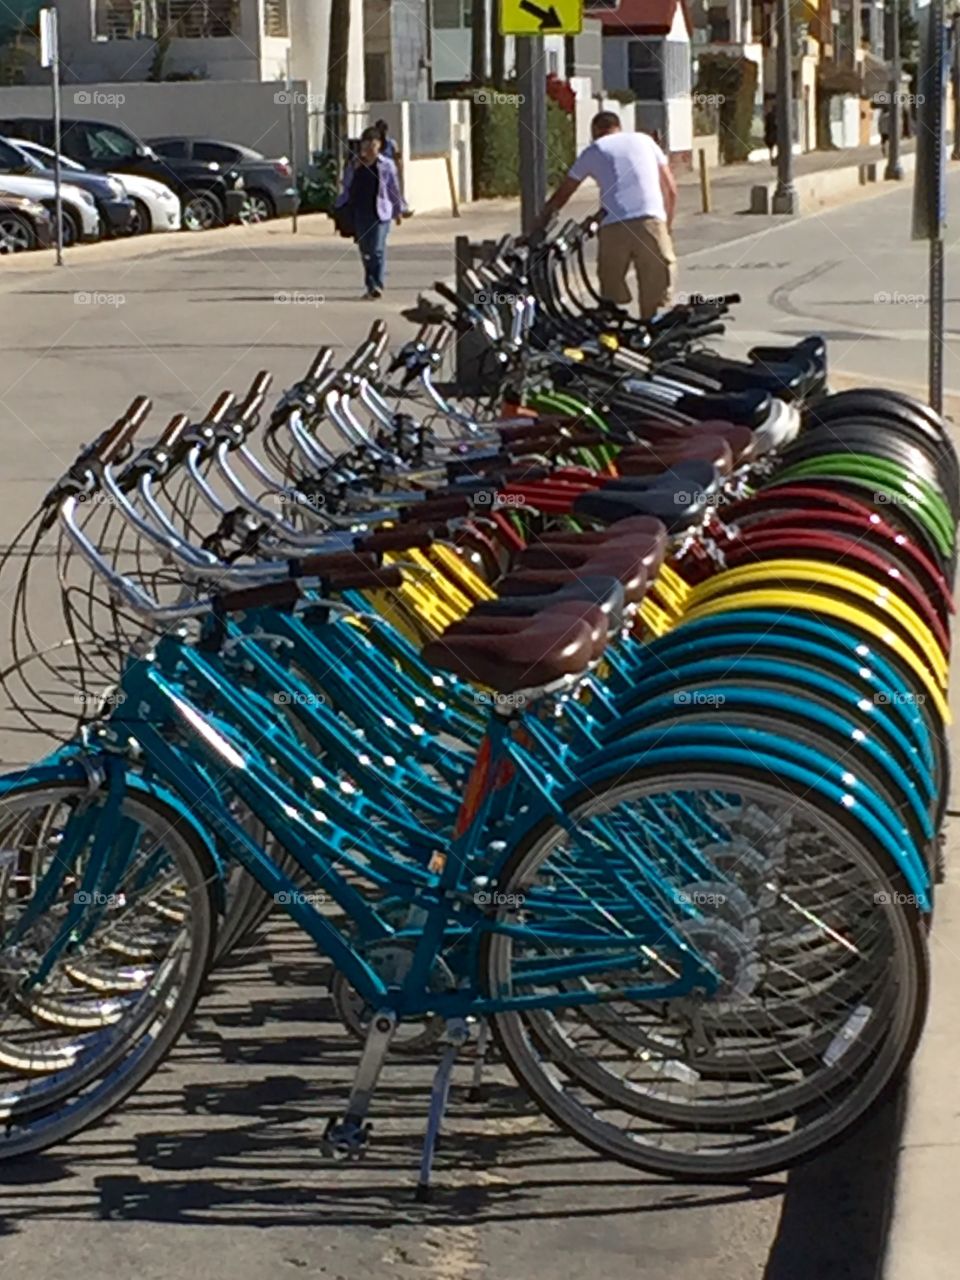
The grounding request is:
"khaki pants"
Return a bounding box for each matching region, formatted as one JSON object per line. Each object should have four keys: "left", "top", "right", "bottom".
{"left": 597, "top": 216, "right": 676, "bottom": 319}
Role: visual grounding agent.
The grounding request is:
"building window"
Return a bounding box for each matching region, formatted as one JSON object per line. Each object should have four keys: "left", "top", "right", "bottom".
{"left": 627, "top": 40, "right": 665, "bottom": 100}
{"left": 263, "top": 0, "right": 288, "bottom": 37}
{"left": 92, "top": 0, "right": 240, "bottom": 39}
{"left": 433, "top": 0, "right": 471, "bottom": 28}
{"left": 706, "top": 4, "right": 730, "bottom": 40}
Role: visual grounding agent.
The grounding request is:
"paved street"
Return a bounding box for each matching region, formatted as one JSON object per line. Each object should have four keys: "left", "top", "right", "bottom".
{"left": 0, "top": 174, "right": 958, "bottom": 1280}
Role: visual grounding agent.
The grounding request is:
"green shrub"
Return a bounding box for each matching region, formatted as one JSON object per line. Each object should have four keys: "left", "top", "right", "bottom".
{"left": 695, "top": 53, "right": 758, "bottom": 163}
{"left": 471, "top": 88, "right": 576, "bottom": 198}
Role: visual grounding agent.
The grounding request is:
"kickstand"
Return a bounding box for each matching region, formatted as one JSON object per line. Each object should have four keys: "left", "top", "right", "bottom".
{"left": 415, "top": 1017, "right": 469, "bottom": 1202}
{"left": 323, "top": 1010, "right": 396, "bottom": 1158}
{"left": 467, "top": 1017, "right": 490, "bottom": 1102}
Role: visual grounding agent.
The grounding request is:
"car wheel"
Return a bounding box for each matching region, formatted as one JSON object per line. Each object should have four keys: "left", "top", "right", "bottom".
{"left": 0, "top": 211, "right": 37, "bottom": 253}
{"left": 240, "top": 190, "right": 275, "bottom": 223}
{"left": 129, "top": 198, "right": 152, "bottom": 236}
{"left": 59, "top": 209, "right": 81, "bottom": 247}
{"left": 182, "top": 192, "right": 222, "bottom": 232}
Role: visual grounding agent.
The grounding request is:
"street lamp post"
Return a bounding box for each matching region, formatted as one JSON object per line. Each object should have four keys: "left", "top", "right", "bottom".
{"left": 886, "top": 0, "right": 904, "bottom": 179}
{"left": 772, "top": 0, "right": 798, "bottom": 212}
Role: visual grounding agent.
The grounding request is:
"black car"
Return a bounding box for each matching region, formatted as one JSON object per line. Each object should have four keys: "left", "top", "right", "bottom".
{"left": 0, "top": 135, "right": 134, "bottom": 236}
{"left": 0, "top": 117, "right": 247, "bottom": 230}
{"left": 148, "top": 137, "right": 298, "bottom": 222}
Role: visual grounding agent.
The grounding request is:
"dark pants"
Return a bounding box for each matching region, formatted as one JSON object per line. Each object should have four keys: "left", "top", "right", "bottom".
{"left": 355, "top": 213, "right": 390, "bottom": 292}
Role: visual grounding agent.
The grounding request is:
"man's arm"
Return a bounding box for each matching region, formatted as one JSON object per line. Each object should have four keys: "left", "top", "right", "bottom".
{"left": 659, "top": 162, "right": 677, "bottom": 231}
{"left": 529, "top": 173, "right": 583, "bottom": 234}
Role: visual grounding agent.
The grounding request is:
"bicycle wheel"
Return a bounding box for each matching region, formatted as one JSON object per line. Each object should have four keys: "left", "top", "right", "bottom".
{"left": 483, "top": 765, "right": 928, "bottom": 1180}
{"left": 0, "top": 782, "right": 217, "bottom": 1159}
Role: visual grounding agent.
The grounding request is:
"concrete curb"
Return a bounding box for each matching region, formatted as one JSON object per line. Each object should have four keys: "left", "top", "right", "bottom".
{"left": 749, "top": 152, "right": 917, "bottom": 214}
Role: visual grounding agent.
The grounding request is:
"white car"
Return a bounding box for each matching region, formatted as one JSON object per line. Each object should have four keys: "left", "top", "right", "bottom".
{"left": 0, "top": 172, "right": 99, "bottom": 244}
{"left": 13, "top": 140, "right": 180, "bottom": 234}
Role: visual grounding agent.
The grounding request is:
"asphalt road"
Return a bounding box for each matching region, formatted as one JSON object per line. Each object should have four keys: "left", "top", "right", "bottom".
{"left": 0, "top": 177, "right": 955, "bottom": 1280}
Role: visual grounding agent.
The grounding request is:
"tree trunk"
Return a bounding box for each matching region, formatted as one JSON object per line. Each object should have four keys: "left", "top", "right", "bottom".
{"left": 325, "top": 0, "right": 351, "bottom": 160}
{"left": 471, "top": 0, "right": 486, "bottom": 85}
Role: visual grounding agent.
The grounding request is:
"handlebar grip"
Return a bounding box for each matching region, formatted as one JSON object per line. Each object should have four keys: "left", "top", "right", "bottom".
{"left": 723, "top": 293, "right": 741, "bottom": 305}
{"left": 307, "top": 349, "right": 333, "bottom": 382}
{"left": 158, "top": 412, "right": 189, "bottom": 451}
{"left": 205, "top": 391, "right": 235, "bottom": 424}
{"left": 99, "top": 395, "right": 152, "bottom": 465}
{"left": 239, "top": 371, "right": 272, "bottom": 419}
{"left": 355, "top": 528, "right": 434, "bottom": 552}
{"left": 217, "top": 579, "right": 301, "bottom": 614}
{"left": 294, "top": 550, "right": 378, "bottom": 576}
{"left": 326, "top": 565, "right": 404, "bottom": 592}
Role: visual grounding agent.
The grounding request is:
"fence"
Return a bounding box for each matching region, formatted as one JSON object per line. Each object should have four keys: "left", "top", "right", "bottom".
{"left": 309, "top": 99, "right": 472, "bottom": 212}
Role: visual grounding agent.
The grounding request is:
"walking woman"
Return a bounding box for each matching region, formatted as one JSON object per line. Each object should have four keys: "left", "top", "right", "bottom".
{"left": 335, "top": 126, "right": 404, "bottom": 300}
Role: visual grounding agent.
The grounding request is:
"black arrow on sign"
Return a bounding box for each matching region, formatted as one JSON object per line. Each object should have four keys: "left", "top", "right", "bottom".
{"left": 518, "top": 0, "right": 563, "bottom": 28}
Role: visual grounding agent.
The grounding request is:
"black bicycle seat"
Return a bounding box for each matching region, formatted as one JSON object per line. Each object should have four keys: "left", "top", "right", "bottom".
{"left": 572, "top": 461, "right": 719, "bottom": 531}
{"left": 676, "top": 388, "right": 772, "bottom": 428}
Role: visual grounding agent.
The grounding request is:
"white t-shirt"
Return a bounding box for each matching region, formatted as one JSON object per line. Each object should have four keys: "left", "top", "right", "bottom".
{"left": 568, "top": 132, "right": 669, "bottom": 225}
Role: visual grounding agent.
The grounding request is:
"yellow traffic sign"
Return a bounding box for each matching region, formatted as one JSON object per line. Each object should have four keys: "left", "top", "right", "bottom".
{"left": 499, "top": 0, "right": 582, "bottom": 35}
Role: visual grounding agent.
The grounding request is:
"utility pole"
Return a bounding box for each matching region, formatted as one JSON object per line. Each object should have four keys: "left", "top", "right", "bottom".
{"left": 517, "top": 36, "right": 548, "bottom": 234}
{"left": 772, "top": 0, "right": 798, "bottom": 213}
{"left": 886, "top": 0, "right": 904, "bottom": 179}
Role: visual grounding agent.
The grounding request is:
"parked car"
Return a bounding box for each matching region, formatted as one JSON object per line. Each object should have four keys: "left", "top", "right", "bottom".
{"left": 148, "top": 137, "right": 298, "bottom": 222}
{"left": 10, "top": 139, "right": 181, "bottom": 234}
{"left": 0, "top": 191, "right": 53, "bottom": 252}
{"left": 0, "top": 167, "right": 99, "bottom": 245}
{"left": 0, "top": 136, "right": 134, "bottom": 237}
{"left": 0, "top": 117, "right": 246, "bottom": 231}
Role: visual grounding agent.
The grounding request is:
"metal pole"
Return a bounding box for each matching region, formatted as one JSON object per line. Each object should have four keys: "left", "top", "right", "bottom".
{"left": 886, "top": 0, "right": 904, "bottom": 178}
{"left": 952, "top": 13, "right": 960, "bottom": 159}
{"left": 929, "top": 0, "right": 947, "bottom": 411}
{"left": 517, "top": 36, "right": 547, "bottom": 234}
{"left": 772, "top": 0, "right": 797, "bottom": 213}
{"left": 47, "top": 6, "right": 63, "bottom": 265}
{"left": 285, "top": 47, "right": 298, "bottom": 234}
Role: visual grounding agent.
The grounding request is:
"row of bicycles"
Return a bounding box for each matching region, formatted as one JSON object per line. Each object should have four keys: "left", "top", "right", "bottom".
{"left": 0, "top": 214, "right": 955, "bottom": 1194}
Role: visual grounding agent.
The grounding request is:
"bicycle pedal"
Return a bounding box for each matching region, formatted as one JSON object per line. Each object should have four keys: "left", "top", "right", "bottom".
{"left": 322, "top": 1115, "right": 372, "bottom": 1160}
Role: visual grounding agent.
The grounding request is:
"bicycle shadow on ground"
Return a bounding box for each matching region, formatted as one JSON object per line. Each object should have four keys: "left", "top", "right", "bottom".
{"left": 763, "top": 1084, "right": 905, "bottom": 1280}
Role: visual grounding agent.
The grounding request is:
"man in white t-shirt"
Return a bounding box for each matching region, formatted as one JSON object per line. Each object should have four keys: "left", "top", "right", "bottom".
{"left": 531, "top": 111, "right": 678, "bottom": 318}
